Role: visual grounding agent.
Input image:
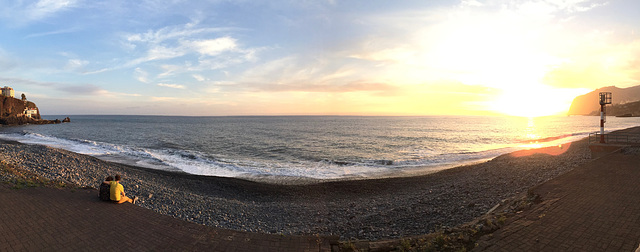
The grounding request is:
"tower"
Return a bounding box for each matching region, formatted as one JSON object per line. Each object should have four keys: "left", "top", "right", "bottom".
{"left": 598, "top": 92, "right": 612, "bottom": 143}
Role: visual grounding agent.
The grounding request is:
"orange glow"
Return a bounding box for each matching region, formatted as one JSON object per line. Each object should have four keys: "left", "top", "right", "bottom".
{"left": 511, "top": 143, "right": 571, "bottom": 157}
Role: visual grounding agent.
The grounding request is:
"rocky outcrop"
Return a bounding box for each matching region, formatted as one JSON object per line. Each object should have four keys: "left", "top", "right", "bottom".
{"left": 0, "top": 96, "right": 68, "bottom": 125}
{"left": 0, "top": 116, "right": 57, "bottom": 125}
{"left": 568, "top": 85, "right": 640, "bottom": 115}
{"left": 0, "top": 96, "right": 38, "bottom": 119}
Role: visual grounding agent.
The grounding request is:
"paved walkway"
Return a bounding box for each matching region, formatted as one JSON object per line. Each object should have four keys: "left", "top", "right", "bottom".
{"left": 475, "top": 150, "right": 640, "bottom": 251}
{"left": 0, "top": 184, "right": 338, "bottom": 251}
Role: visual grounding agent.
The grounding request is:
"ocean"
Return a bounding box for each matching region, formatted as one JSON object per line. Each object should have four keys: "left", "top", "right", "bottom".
{"left": 0, "top": 115, "right": 637, "bottom": 183}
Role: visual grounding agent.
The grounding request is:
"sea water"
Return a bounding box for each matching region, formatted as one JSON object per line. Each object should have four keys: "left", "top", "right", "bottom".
{"left": 0, "top": 115, "right": 638, "bottom": 183}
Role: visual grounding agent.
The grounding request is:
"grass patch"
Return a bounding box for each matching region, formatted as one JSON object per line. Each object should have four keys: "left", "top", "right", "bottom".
{"left": 497, "top": 215, "right": 507, "bottom": 225}
{"left": 0, "top": 160, "right": 70, "bottom": 189}
{"left": 336, "top": 192, "right": 544, "bottom": 251}
{"left": 11, "top": 178, "right": 42, "bottom": 189}
{"left": 340, "top": 240, "right": 358, "bottom": 251}
{"left": 399, "top": 239, "right": 411, "bottom": 251}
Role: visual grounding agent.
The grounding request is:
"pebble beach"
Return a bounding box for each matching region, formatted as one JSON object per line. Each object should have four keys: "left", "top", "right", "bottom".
{"left": 0, "top": 137, "right": 593, "bottom": 241}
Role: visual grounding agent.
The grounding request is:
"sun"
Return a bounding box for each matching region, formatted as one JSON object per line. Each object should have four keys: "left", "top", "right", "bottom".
{"left": 490, "top": 85, "right": 580, "bottom": 117}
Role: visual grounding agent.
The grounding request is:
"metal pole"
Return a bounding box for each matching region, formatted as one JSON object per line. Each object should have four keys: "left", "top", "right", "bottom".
{"left": 600, "top": 105, "right": 605, "bottom": 143}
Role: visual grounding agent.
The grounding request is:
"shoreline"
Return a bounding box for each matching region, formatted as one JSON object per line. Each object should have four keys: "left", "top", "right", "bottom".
{"left": 0, "top": 134, "right": 585, "bottom": 186}
{"left": 1, "top": 114, "right": 613, "bottom": 185}
{"left": 0, "top": 127, "right": 611, "bottom": 240}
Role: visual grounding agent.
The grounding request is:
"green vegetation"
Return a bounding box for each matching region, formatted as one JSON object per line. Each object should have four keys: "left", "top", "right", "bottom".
{"left": 399, "top": 239, "right": 412, "bottom": 251}
{"left": 336, "top": 191, "right": 544, "bottom": 252}
{"left": 340, "top": 240, "right": 358, "bottom": 251}
{"left": 11, "top": 178, "right": 43, "bottom": 189}
{"left": 496, "top": 215, "right": 507, "bottom": 226}
{"left": 386, "top": 214, "right": 504, "bottom": 252}
{"left": 0, "top": 160, "right": 69, "bottom": 189}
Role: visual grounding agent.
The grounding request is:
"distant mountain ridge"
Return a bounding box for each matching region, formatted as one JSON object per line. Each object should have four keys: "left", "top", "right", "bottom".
{"left": 597, "top": 99, "right": 640, "bottom": 117}
{"left": 567, "top": 85, "right": 640, "bottom": 115}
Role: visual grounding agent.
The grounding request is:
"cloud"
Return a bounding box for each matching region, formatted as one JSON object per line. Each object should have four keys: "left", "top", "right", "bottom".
{"left": 231, "top": 55, "right": 405, "bottom": 96}
{"left": 461, "top": 0, "right": 483, "bottom": 7}
{"left": 29, "top": 0, "right": 79, "bottom": 19}
{"left": 157, "top": 83, "right": 185, "bottom": 89}
{"left": 59, "top": 84, "right": 108, "bottom": 95}
{"left": 122, "top": 22, "right": 256, "bottom": 74}
{"left": 151, "top": 96, "right": 178, "bottom": 102}
{"left": 83, "top": 67, "right": 112, "bottom": 75}
{"left": 251, "top": 81, "right": 398, "bottom": 94}
{"left": 0, "top": 0, "right": 80, "bottom": 25}
{"left": 192, "top": 74, "right": 206, "bottom": 81}
{"left": 125, "top": 23, "right": 233, "bottom": 45}
{"left": 65, "top": 58, "right": 89, "bottom": 71}
{"left": 187, "top": 37, "right": 237, "bottom": 56}
{"left": 338, "top": 0, "right": 616, "bottom": 92}
{"left": 134, "top": 68, "right": 150, "bottom": 83}
{"left": 0, "top": 77, "right": 57, "bottom": 87}
{"left": 58, "top": 84, "right": 142, "bottom": 97}
{"left": 158, "top": 64, "right": 186, "bottom": 77}
{"left": 146, "top": 45, "right": 186, "bottom": 61}
{"left": 544, "top": 0, "right": 609, "bottom": 13}
{"left": 215, "top": 0, "right": 614, "bottom": 108}
{"left": 349, "top": 47, "right": 416, "bottom": 63}
{"left": 121, "top": 92, "right": 142, "bottom": 97}
{"left": 0, "top": 77, "right": 140, "bottom": 99}
{"left": 132, "top": 38, "right": 237, "bottom": 63}
{"left": 0, "top": 0, "right": 624, "bottom": 116}
{"left": 24, "top": 27, "right": 81, "bottom": 39}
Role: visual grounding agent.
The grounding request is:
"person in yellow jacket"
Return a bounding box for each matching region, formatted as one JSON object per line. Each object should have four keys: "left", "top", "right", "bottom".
{"left": 110, "top": 174, "right": 138, "bottom": 204}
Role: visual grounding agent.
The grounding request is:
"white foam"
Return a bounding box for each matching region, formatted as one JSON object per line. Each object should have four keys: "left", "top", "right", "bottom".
{"left": 0, "top": 131, "right": 525, "bottom": 182}
{"left": 0, "top": 124, "right": 613, "bottom": 184}
{"left": 146, "top": 148, "right": 395, "bottom": 180}
{"left": 0, "top": 132, "right": 396, "bottom": 181}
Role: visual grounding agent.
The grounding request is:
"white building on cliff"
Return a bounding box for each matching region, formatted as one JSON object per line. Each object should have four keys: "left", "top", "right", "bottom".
{"left": 1, "top": 86, "right": 14, "bottom": 98}
{"left": 23, "top": 107, "right": 38, "bottom": 118}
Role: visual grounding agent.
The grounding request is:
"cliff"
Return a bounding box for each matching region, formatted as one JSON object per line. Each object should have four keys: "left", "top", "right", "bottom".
{"left": 567, "top": 85, "right": 640, "bottom": 115}
{"left": 587, "top": 99, "right": 640, "bottom": 117}
{"left": 0, "top": 96, "right": 39, "bottom": 118}
{"left": 0, "top": 96, "right": 66, "bottom": 125}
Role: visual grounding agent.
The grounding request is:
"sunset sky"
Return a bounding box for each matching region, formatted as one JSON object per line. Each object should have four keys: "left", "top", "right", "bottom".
{"left": 0, "top": 0, "right": 638, "bottom": 117}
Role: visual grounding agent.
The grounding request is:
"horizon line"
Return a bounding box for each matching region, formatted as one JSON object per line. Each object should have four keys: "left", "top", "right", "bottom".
{"left": 40, "top": 114, "right": 583, "bottom": 118}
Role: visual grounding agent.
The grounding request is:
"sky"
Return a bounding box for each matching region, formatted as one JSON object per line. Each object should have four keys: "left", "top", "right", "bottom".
{"left": 0, "top": 0, "right": 639, "bottom": 117}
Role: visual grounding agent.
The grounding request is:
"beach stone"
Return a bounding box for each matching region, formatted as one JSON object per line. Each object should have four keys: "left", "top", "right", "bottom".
{"left": 0, "top": 137, "right": 593, "bottom": 240}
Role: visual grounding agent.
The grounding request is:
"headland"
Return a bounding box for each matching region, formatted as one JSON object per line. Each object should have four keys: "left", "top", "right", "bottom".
{"left": 0, "top": 90, "right": 70, "bottom": 125}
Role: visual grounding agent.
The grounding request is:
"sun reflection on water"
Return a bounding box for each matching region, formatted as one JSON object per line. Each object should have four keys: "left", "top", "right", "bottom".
{"left": 511, "top": 116, "right": 573, "bottom": 157}
{"left": 522, "top": 117, "right": 541, "bottom": 146}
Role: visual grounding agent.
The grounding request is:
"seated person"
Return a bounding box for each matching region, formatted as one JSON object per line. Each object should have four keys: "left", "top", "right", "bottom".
{"left": 98, "top": 176, "right": 114, "bottom": 201}
{"left": 110, "top": 174, "right": 138, "bottom": 204}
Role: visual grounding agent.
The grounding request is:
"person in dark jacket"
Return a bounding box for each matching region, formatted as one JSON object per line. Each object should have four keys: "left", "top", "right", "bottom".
{"left": 98, "top": 176, "right": 113, "bottom": 201}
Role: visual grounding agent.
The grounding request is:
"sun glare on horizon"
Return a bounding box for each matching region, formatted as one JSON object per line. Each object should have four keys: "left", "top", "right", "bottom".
{"left": 488, "top": 85, "right": 589, "bottom": 118}
{"left": 405, "top": 3, "right": 599, "bottom": 119}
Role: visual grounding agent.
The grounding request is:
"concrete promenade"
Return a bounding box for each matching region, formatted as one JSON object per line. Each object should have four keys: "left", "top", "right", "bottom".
{"left": 475, "top": 150, "right": 640, "bottom": 251}
{"left": 0, "top": 184, "right": 338, "bottom": 251}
